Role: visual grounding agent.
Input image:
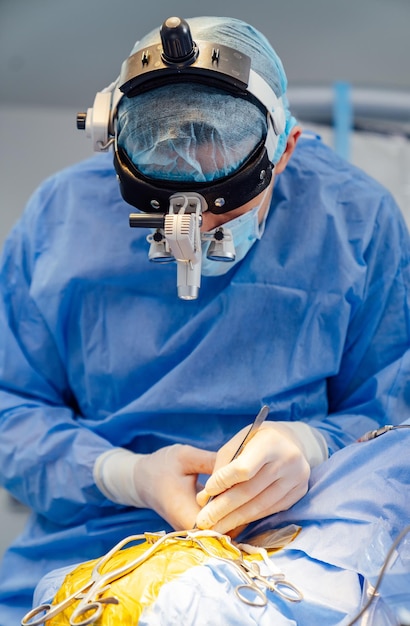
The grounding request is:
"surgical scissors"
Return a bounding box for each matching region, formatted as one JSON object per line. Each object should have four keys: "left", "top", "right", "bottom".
{"left": 21, "top": 532, "right": 171, "bottom": 626}
{"left": 191, "top": 533, "right": 303, "bottom": 607}
{"left": 234, "top": 559, "right": 303, "bottom": 606}
{"left": 21, "top": 553, "right": 119, "bottom": 625}
{"left": 22, "top": 527, "right": 303, "bottom": 624}
{"left": 22, "top": 530, "right": 240, "bottom": 626}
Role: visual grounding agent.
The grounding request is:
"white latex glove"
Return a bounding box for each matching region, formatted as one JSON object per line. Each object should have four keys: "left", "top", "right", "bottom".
{"left": 195, "top": 421, "right": 328, "bottom": 535}
{"left": 94, "top": 445, "right": 216, "bottom": 530}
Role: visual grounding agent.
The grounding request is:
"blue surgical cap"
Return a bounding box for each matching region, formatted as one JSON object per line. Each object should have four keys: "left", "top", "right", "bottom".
{"left": 116, "top": 16, "right": 296, "bottom": 183}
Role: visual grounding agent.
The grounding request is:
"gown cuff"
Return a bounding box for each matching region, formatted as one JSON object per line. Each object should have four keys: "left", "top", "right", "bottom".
{"left": 93, "top": 447, "right": 146, "bottom": 508}
{"left": 274, "top": 422, "right": 329, "bottom": 468}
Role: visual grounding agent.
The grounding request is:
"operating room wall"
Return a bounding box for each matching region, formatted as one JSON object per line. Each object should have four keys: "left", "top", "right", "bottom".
{"left": 302, "top": 122, "right": 410, "bottom": 226}
{"left": 0, "top": 104, "right": 92, "bottom": 247}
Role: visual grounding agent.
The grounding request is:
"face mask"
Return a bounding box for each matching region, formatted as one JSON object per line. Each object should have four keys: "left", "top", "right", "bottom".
{"left": 201, "top": 189, "right": 271, "bottom": 277}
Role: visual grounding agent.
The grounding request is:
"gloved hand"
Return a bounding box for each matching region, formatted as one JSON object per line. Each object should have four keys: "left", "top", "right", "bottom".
{"left": 94, "top": 444, "right": 216, "bottom": 530}
{"left": 195, "top": 421, "right": 328, "bottom": 535}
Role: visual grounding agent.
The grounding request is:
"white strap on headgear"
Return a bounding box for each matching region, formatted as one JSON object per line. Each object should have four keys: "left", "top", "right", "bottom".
{"left": 84, "top": 79, "right": 123, "bottom": 151}
{"left": 248, "top": 69, "right": 287, "bottom": 162}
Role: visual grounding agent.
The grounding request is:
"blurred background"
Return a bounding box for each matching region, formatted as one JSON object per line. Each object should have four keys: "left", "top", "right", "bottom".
{"left": 1, "top": 0, "right": 410, "bottom": 560}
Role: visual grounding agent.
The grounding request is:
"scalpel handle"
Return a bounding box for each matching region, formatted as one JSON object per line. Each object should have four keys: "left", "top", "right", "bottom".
{"left": 229, "top": 405, "right": 270, "bottom": 461}
{"left": 203, "top": 405, "right": 270, "bottom": 508}
{"left": 192, "top": 406, "right": 270, "bottom": 528}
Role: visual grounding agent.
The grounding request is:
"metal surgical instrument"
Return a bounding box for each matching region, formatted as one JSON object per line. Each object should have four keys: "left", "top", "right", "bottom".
{"left": 191, "top": 533, "right": 303, "bottom": 607}
{"left": 229, "top": 404, "right": 270, "bottom": 461}
{"left": 357, "top": 423, "right": 410, "bottom": 442}
{"left": 22, "top": 530, "right": 240, "bottom": 625}
{"left": 22, "top": 528, "right": 303, "bottom": 624}
{"left": 234, "top": 558, "right": 303, "bottom": 606}
{"left": 200, "top": 404, "right": 270, "bottom": 510}
{"left": 21, "top": 533, "right": 169, "bottom": 626}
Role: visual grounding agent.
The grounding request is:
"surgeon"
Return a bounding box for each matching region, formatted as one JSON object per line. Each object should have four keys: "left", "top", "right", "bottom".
{"left": 0, "top": 15, "right": 409, "bottom": 624}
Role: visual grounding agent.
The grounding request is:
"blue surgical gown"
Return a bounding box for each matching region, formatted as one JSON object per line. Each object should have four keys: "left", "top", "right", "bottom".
{"left": 0, "top": 134, "right": 410, "bottom": 623}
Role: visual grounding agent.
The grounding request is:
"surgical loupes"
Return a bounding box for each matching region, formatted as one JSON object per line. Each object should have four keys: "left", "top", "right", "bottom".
{"left": 129, "top": 192, "right": 206, "bottom": 300}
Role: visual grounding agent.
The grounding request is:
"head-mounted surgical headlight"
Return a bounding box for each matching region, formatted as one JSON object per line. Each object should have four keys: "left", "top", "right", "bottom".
{"left": 77, "top": 16, "right": 287, "bottom": 215}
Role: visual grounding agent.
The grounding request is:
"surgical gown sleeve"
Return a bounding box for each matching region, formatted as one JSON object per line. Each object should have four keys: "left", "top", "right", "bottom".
{"left": 0, "top": 178, "right": 114, "bottom": 525}
{"left": 309, "top": 191, "right": 410, "bottom": 453}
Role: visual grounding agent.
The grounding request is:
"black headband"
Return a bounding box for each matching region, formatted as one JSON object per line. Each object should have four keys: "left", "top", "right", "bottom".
{"left": 114, "top": 139, "right": 273, "bottom": 215}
